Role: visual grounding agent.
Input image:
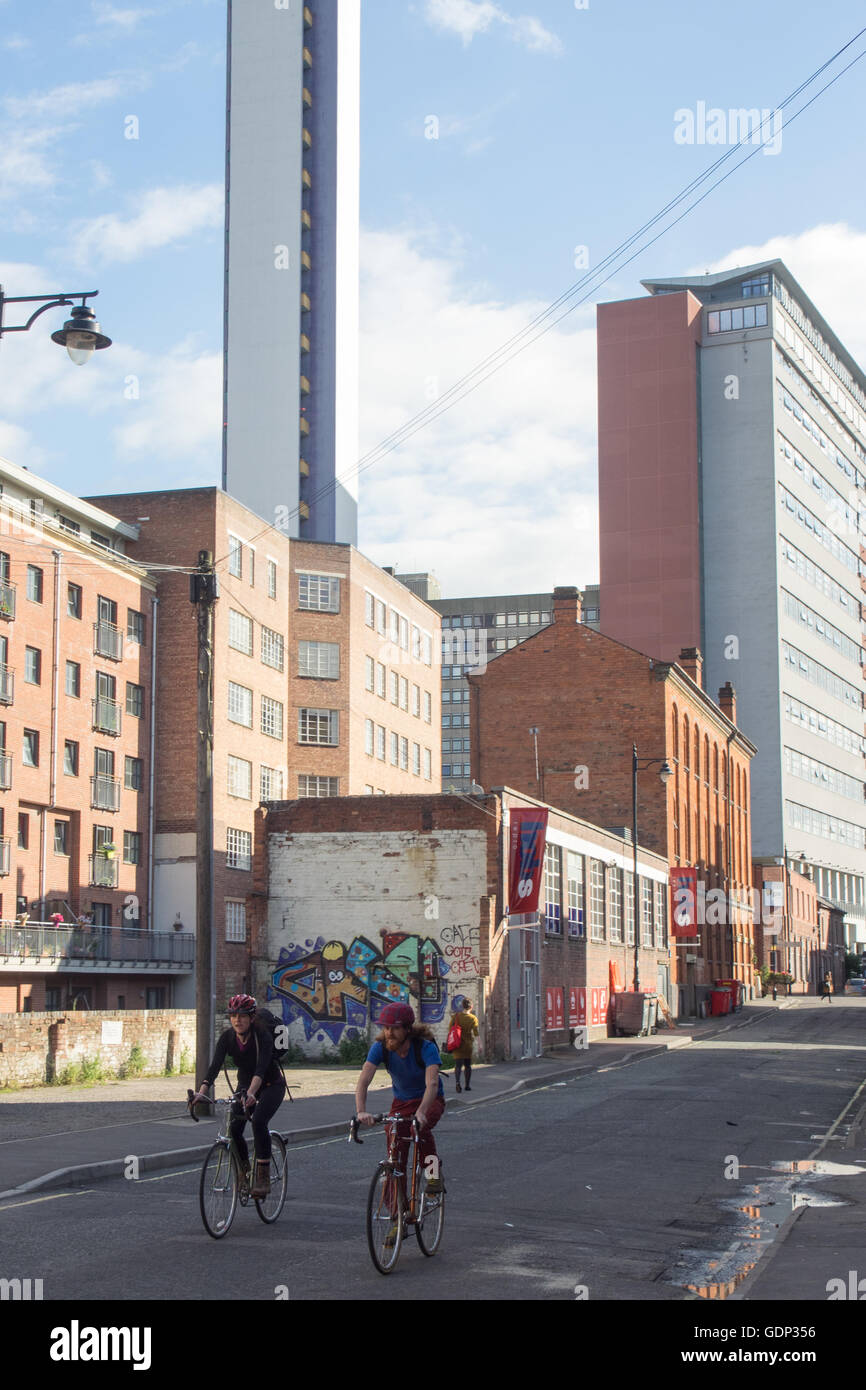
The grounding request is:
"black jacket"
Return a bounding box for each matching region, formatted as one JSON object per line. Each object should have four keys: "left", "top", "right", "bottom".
{"left": 204, "top": 1025, "right": 284, "bottom": 1089}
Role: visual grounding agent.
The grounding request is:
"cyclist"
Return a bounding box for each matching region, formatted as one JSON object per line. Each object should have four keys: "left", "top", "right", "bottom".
{"left": 356, "top": 1001, "right": 445, "bottom": 1229}
{"left": 190, "top": 994, "right": 286, "bottom": 1199}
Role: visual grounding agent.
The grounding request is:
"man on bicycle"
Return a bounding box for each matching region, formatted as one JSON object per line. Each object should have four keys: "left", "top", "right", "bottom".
{"left": 190, "top": 994, "right": 286, "bottom": 1199}
{"left": 355, "top": 1002, "right": 445, "bottom": 1202}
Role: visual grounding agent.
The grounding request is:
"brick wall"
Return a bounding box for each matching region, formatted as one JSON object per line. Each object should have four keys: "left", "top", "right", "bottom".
{"left": 0, "top": 1008, "right": 195, "bottom": 1088}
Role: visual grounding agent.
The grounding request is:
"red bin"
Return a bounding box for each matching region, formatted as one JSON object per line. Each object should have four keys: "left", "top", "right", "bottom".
{"left": 710, "top": 987, "right": 732, "bottom": 1016}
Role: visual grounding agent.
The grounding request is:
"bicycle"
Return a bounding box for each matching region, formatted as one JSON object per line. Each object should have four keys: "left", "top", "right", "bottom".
{"left": 349, "top": 1112, "right": 446, "bottom": 1274}
{"left": 188, "top": 1087, "right": 288, "bottom": 1239}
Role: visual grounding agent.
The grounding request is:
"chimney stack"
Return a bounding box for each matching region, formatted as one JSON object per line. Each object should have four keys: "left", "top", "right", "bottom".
{"left": 718, "top": 681, "right": 737, "bottom": 724}
{"left": 678, "top": 646, "right": 703, "bottom": 688}
{"left": 553, "top": 586, "right": 582, "bottom": 625}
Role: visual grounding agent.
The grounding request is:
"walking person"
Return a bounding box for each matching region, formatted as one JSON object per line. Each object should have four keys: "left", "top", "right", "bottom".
{"left": 450, "top": 998, "right": 479, "bottom": 1093}
{"left": 821, "top": 974, "right": 833, "bottom": 1004}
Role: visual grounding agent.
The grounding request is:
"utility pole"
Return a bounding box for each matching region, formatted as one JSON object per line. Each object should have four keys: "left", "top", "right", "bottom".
{"left": 190, "top": 551, "right": 218, "bottom": 1101}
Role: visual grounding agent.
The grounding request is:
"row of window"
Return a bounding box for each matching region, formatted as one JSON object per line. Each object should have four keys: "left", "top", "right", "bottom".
{"left": 786, "top": 799, "right": 866, "bottom": 850}
{"left": 442, "top": 739, "right": 470, "bottom": 753}
{"left": 13, "top": 564, "right": 147, "bottom": 639}
{"left": 442, "top": 764, "right": 471, "bottom": 778}
{"left": 227, "top": 536, "right": 278, "bottom": 599}
{"left": 781, "top": 590, "right": 863, "bottom": 668}
{"left": 778, "top": 485, "right": 860, "bottom": 577}
{"left": 12, "top": 813, "right": 141, "bottom": 863}
{"left": 364, "top": 658, "right": 433, "bottom": 720}
{"left": 778, "top": 435, "right": 864, "bottom": 537}
{"left": 706, "top": 302, "right": 769, "bottom": 334}
{"left": 364, "top": 592, "right": 433, "bottom": 665}
{"left": 779, "top": 385, "right": 865, "bottom": 490}
{"left": 783, "top": 746, "right": 864, "bottom": 803}
{"left": 442, "top": 689, "right": 470, "bottom": 704}
{"left": 227, "top": 683, "right": 284, "bottom": 739}
{"left": 781, "top": 640, "right": 863, "bottom": 711}
{"left": 442, "top": 713, "right": 471, "bottom": 729}
{"left": 227, "top": 759, "right": 285, "bottom": 802}
{"left": 363, "top": 721, "right": 432, "bottom": 779}
{"left": 542, "top": 843, "right": 669, "bottom": 947}
{"left": 780, "top": 537, "right": 859, "bottom": 618}
{"left": 782, "top": 693, "right": 866, "bottom": 758}
{"left": 228, "top": 611, "right": 285, "bottom": 670}
{"left": 775, "top": 283, "right": 866, "bottom": 439}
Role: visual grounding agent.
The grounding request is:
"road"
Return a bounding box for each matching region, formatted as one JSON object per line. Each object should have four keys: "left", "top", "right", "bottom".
{"left": 2, "top": 1001, "right": 864, "bottom": 1302}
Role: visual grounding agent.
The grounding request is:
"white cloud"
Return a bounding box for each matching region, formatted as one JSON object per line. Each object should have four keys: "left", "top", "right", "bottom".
{"left": 704, "top": 223, "right": 866, "bottom": 367}
{"left": 356, "top": 228, "right": 597, "bottom": 595}
{"left": 68, "top": 183, "right": 224, "bottom": 267}
{"left": 4, "top": 77, "right": 128, "bottom": 121}
{"left": 3, "top": 36, "right": 30, "bottom": 51}
{"left": 93, "top": 3, "right": 154, "bottom": 28}
{"left": 424, "top": 0, "right": 562, "bottom": 53}
{"left": 0, "top": 125, "right": 67, "bottom": 198}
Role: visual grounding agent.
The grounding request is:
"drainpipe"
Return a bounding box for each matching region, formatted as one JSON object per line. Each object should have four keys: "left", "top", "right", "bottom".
{"left": 40, "top": 549, "right": 63, "bottom": 919}
{"left": 147, "top": 596, "right": 158, "bottom": 935}
{"left": 726, "top": 727, "right": 735, "bottom": 984}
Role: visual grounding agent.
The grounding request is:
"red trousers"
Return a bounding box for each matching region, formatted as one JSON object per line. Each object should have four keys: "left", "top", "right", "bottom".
{"left": 388, "top": 1094, "right": 445, "bottom": 1172}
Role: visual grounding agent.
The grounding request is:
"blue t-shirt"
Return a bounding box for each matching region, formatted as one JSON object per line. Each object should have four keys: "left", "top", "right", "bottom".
{"left": 367, "top": 1038, "right": 444, "bottom": 1101}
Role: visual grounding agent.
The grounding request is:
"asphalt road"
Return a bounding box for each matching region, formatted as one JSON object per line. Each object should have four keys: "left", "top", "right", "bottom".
{"left": 3, "top": 1001, "right": 864, "bottom": 1302}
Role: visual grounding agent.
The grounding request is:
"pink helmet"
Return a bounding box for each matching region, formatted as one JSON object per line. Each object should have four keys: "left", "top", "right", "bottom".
{"left": 227, "top": 993, "right": 257, "bottom": 1016}
{"left": 379, "top": 1003, "right": 414, "bottom": 1028}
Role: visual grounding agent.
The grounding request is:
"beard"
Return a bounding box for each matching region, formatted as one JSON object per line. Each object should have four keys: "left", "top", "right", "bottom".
{"left": 384, "top": 1035, "right": 403, "bottom": 1051}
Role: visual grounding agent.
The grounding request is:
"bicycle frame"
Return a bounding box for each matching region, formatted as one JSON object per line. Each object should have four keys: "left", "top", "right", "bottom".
{"left": 350, "top": 1113, "right": 423, "bottom": 1218}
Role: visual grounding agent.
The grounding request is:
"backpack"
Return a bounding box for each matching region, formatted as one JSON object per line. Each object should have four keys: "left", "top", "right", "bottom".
{"left": 445, "top": 1020, "right": 462, "bottom": 1053}
{"left": 255, "top": 1008, "right": 289, "bottom": 1060}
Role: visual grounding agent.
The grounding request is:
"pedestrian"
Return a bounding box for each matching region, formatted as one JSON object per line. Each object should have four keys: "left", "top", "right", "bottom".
{"left": 450, "top": 997, "right": 479, "bottom": 1093}
{"left": 821, "top": 974, "right": 833, "bottom": 1004}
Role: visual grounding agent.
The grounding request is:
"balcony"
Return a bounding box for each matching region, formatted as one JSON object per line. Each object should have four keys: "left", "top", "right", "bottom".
{"left": 0, "top": 583, "right": 15, "bottom": 620}
{"left": 303, "top": 45, "right": 312, "bottom": 68}
{"left": 302, "top": 86, "right": 312, "bottom": 108}
{"left": 302, "top": 167, "right": 312, "bottom": 188}
{"left": 91, "top": 775, "right": 121, "bottom": 811}
{"left": 301, "top": 209, "right": 312, "bottom": 231}
{"left": 0, "top": 921, "right": 194, "bottom": 971}
{"left": 300, "top": 417, "right": 310, "bottom": 437}
{"left": 303, "top": 6, "right": 313, "bottom": 28}
{"left": 0, "top": 754, "right": 12, "bottom": 790}
{"left": 299, "top": 458, "right": 310, "bottom": 478}
{"left": 0, "top": 665, "right": 13, "bottom": 704}
{"left": 92, "top": 697, "right": 121, "bottom": 736}
{"left": 89, "top": 853, "right": 120, "bottom": 888}
{"left": 0, "top": 838, "right": 9, "bottom": 875}
{"left": 301, "top": 250, "right": 312, "bottom": 271}
{"left": 300, "top": 333, "right": 310, "bottom": 354}
{"left": 94, "top": 620, "right": 123, "bottom": 661}
{"left": 302, "top": 128, "right": 312, "bottom": 150}
{"left": 301, "top": 292, "right": 311, "bottom": 312}
{"left": 300, "top": 375, "right": 311, "bottom": 395}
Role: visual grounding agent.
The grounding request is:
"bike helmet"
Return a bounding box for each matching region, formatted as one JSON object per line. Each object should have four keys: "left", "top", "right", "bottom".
{"left": 378, "top": 1002, "right": 414, "bottom": 1028}
{"left": 227, "top": 993, "right": 257, "bottom": 1016}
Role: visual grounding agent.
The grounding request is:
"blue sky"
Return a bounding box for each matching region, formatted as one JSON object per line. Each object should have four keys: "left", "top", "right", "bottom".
{"left": 1, "top": 0, "right": 865, "bottom": 594}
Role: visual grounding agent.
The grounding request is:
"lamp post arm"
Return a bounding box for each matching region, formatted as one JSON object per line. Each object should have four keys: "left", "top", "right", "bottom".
{"left": 0, "top": 290, "right": 99, "bottom": 338}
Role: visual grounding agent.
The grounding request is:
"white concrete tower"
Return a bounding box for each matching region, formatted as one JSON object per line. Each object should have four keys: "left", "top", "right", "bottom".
{"left": 222, "top": 0, "right": 360, "bottom": 545}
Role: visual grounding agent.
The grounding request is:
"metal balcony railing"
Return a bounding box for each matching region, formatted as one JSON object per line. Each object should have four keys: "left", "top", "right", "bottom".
{"left": 0, "top": 838, "right": 9, "bottom": 875}
{"left": 89, "top": 853, "right": 120, "bottom": 888}
{"left": 92, "top": 697, "right": 121, "bottom": 736}
{"left": 0, "top": 921, "right": 194, "bottom": 969}
{"left": 0, "top": 665, "right": 13, "bottom": 704}
{"left": 90, "top": 775, "right": 121, "bottom": 811}
{"left": 93, "top": 620, "right": 123, "bottom": 661}
{"left": 0, "top": 583, "right": 15, "bottom": 620}
{"left": 0, "top": 754, "right": 10, "bottom": 791}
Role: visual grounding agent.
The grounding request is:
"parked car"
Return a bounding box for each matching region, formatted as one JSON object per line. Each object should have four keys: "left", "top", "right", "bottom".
{"left": 843, "top": 977, "right": 866, "bottom": 996}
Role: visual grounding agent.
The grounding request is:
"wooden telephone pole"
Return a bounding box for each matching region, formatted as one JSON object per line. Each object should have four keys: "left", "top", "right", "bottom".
{"left": 190, "top": 551, "right": 218, "bottom": 1098}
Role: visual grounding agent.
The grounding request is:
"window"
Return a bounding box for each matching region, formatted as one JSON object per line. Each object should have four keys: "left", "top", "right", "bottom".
{"left": 390, "top": 731, "right": 399, "bottom": 766}
{"left": 298, "top": 641, "right": 339, "bottom": 679}
{"left": 267, "top": 559, "right": 277, "bottom": 600}
{"left": 376, "top": 726, "right": 386, "bottom": 761}
{"left": 228, "top": 755, "right": 252, "bottom": 799}
{"left": 399, "top": 676, "right": 408, "bottom": 711}
{"left": 299, "top": 708, "right": 338, "bottom": 745}
{"left": 422, "top": 634, "right": 432, "bottom": 665}
{"left": 126, "top": 683, "right": 144, "bottom": 718}
{"left": 25, "top": 647, "right": 41, "bottom": 685}
{"left": 424, "top": 691, "right": 432, "bottom": 723}
{"left": 365, "top": 719, "right": 374, "bottom": 756}
{"left": 228, "top": 535, "right": 242, "bottom": 578}
{"left": 412, "top": 626, "right": 421, "bottom": 659}
{"left": 248, "top": 548, "right": 255, "bottom": 587}
{"left": 226, "top": 900, "right": 247, "bottom": 942}
{"left": 226, "top": 828, "right": 252, "bottom": 871}
{"left": 123, "top": 831, "right": 141, "bottom": 865}
{"left": 442, "top": 715, "right": 451, "bottom": 728}
{"left": 58, "top": 514, "right": 80, "bottom": 536}
{"left": 125, "top": 756, "right": 143, "bottom": 791}
{"left": 544, "top": 844, "right": 562, "bottom": 935}
{"left": 376, "top": 600, "right": 386, "bottom": 636}
{"left": 589, "top": 860, "right": 605, "bottom": 941}
{"left": 390, "top": 671, "right": 399, "bottom": 705}
{"left": 23, "top": 729, "right": 39, "bottom": 767}
{"left": 260, "top": 766, "right": 285, "bottom": 801}
{"left": 399, "top": 618, "right": 409, "bottom": 651}
{"left": 654, "top": 880, "right": 667, "bottom": 948}
{"left": 64, "top": 740, "right": 79, "bottom": 776}
{"left": 365, "top": 656, "right": 375, "bottom": 692}
{"left": 299, "top": 573, "right": 341, "bottom": 613}
{"left": 412, "top": 742, "right": 421, "bottom": 776}
{"left": 494, "top": 614, "right": 506, "bottom": 627}
{"left": 390, "top": 610, "right": 399, "bottom": 643}
{"left": 376, "top": 663, "right": 386, "bottom": 699}
{"left": 298, "top": 775, "right": 339, "bottom": 798}
{"left": 399, "top": 737, "right": 408, "bottom": 771}
{"left": 228, "top": 610, "right": 253, "bottom": 655}
{"left": 423, "top": 748, "right": 431, "bottom": 780}
{"left": 65, "top": 660, "right": 80, "bottom": 697}
{"left": 67, "top": 584, "right": 82, "bottom": 619}
{"left": 365, "top": 592, "right": 375, "bottom": 627}
{"left": 566, "top": 852, "right": 585, "bottom": 938}
{"left": 609, "top": 867, "right": 623, "bottom": 944}
{"left": 228, "top": 682, "right": 252, "bottom": 727}
{"left": 261, "top": 696, "right": 284, "bottom": 740}
{"left": 412, "top": 684, "right": 420, "bottom": 717}
{"left": 261, "top": 627, "right": 285, "bottom": 671}
{"left": 127, "top": 610, "right": 145, "bottom": 644}
{"left": 18, "top": 812, "right": 29, "bottom": 848}
{"left": 26, "top": 566, "right": 43, "bottom": 603}
{"left": 641, "top": 879, "right": 654, "bottom": 947}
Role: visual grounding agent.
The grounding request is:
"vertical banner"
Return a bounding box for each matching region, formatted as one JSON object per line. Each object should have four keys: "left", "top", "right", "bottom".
{"left": 546, "top": 987, "right": 564, "bottom": 1030}
{"left": 508, "top": 808, "right": 549, "bottom": 916}
{"left": 670, "top": 866, "right": 697, "bottom": 937}
{"left": 568, "top": 985, "right": 580, "bottom": 1026}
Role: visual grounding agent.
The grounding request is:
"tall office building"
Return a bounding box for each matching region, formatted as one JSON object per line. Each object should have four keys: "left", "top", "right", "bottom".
{"left": 223, "top": 1, "right": 360, "bottom": 546}
{"left": 597, "top": 260, "right": 866, "bottom": 949}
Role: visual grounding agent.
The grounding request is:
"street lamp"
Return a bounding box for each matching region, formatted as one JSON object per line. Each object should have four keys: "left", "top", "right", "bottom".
{"left": 632, "top": 744, "right": 673, "bottom": 994}
{"left": 0, "top": 287, "right": 111, "bottom": 365}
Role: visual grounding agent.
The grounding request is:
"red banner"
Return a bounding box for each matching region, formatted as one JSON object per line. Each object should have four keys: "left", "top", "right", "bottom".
{"left": 568, "top": 985, "right": 583, "bottom": 1026}
{"left": 546, "top": 986, "right": 564, "bottom": 1031}
{"left": 508, "top": 808, "right": 549, "bottom": 915}
{"left": 671, "top": 867, "right": 697, "bottom": 937}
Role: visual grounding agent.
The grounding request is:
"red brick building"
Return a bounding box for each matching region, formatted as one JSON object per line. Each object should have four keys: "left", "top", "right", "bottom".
{"left": 468, "top": 587, "right": 757, "bottom": 1016}
{"left": 0, "top": 456, "right": 189, "bottom": 1014}
{"left": 753, "top": 857, "right": 846, "bottom": 994}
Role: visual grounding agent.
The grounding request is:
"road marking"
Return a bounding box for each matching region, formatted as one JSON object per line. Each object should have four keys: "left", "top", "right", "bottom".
{"left": 0, "top": 1189, "right": 94, "bottom": 1213}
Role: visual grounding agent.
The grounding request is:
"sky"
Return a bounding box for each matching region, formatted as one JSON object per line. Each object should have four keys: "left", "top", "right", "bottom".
{"left": 1, "top": 0, "right": 865, "bottom": 597}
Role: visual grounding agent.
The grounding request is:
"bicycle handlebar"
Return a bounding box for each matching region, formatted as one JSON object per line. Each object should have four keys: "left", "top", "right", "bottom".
{"left": 348, "top": 1113, "right": 421, "bottom": 1145}
{"left": 187, "top": 1087, "right": 248, "bottom": 1122}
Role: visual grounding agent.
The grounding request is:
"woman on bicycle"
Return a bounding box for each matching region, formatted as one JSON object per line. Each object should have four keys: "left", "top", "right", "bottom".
{"left": 191, "top": 994, "right": 286, "bottom": 1198}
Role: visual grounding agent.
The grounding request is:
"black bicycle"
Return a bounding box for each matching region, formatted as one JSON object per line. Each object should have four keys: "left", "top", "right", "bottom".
{"left": 188, "top": 1088, "right": 288, "bottom": 1238}
{"left": 349, "top": 1113, "right": 445, "bottom": 1274}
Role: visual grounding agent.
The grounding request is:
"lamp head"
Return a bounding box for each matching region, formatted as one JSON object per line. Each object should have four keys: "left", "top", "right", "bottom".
{"left": 51, "top": 303, "right": 111, "bottom": 365}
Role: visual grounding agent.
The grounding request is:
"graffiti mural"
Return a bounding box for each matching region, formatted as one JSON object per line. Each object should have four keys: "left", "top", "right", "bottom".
{"left": 268, "top": 930, "right": 453, "bottom": 1044}
{"left": 440, "top": 923, "right": 482, "bottom": 979}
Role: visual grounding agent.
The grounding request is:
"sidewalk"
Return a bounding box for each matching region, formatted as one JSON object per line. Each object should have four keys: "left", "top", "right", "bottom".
{"left": 0, "top": 1004, "right": 762, "bottom": 1199}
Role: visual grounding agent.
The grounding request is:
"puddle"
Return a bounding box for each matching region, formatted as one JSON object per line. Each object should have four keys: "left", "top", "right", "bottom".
{"left": 770, "top": 1159, "right": 866, "bottom": 1178}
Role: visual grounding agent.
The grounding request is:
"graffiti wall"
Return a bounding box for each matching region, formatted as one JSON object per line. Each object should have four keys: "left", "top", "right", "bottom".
{"left": 263, "top": 829, "right": 488, "bottom": 1054}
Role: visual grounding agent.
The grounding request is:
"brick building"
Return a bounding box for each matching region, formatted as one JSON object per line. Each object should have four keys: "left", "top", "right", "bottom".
{"left": 86, "top": 487, "right": 441, "bottom": 1010}
{"left": 753, "top": 857, "right": 846, "bottom": 994}
{"left": 0, "top": 456, "right": 190, "bottom": 1014}
{"left": 250, "top": 788, "right": 668, "bottom": 1060}
{"left": 468, "top": 587, "right": 757, "bottom": 1016}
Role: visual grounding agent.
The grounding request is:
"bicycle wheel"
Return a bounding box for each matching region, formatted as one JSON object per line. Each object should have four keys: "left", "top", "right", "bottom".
{"left": 415, "top": 1174, "right": 446, "bottom": 1256}
{"left": 199, "top": 1142, "right": 239, "bottom": 1239}
{"left": 255, "top": 1134, "right": 288, "bottom": 1224}
{"left": 366, "top": 1165, "right": 403, "bottom": 1274}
